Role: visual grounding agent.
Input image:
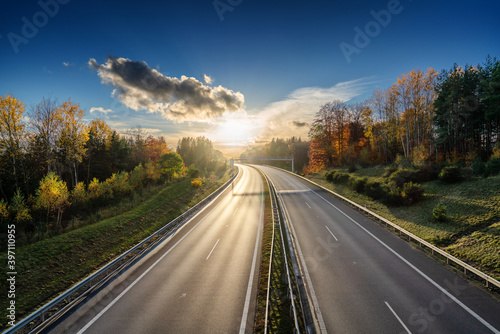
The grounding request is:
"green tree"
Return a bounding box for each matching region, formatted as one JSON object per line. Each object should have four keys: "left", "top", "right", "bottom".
{"left": 159, "top": 152, "right": 184, "bottom": 182}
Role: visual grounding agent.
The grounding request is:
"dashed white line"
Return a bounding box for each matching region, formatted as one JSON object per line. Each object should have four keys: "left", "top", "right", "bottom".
{"left": 233, "top": 207, "right": 239, "bottom": 216}
{"left": 206, "top": 239, "right": 220, "bottom": 260}
{"left": 305, "top": 202, "right": 311, "bottom": 209}
{"left": 385, "top": 301, "right": 412, "bottom": 334}
{"left": 313, "top": 190, "right": 500, "bottom": 334}
{"left": 325, "top": 226, "right": 338, "bottom": 241}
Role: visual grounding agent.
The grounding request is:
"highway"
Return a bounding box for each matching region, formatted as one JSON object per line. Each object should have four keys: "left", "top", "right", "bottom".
{"left": 257, "top": 166, "right": 500, "bottom": 334}
{"left": 48, "top": 164, "right": 263, "bottom": 334}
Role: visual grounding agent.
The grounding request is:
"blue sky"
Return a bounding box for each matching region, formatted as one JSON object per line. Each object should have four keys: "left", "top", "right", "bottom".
{"left": 1, "top": 0, "right": 499, "bottom": 154}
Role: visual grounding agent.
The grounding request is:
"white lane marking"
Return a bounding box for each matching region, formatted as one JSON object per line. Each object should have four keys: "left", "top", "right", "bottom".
{"left": 313, "top": 191, "right": 500, "bottom": 334}
{"left": 233, "top": 207, "right": 239, "bottom": 216}
{"left": 385, "top": 301, "right": 412, "bottom": 334}
{"left": 206, "top": 239, "right": 220, "bottom": 260}
{"left": 179, "top": 293, "right": 187, "bottom": 299}
{"left": 305, "top": 202, "right": 311, "bottom": 209}
{"left": 76, "top": 188, "right": 228, "bottom": 334}
{"left": 325, "top": 226, "right": 338, "bottom": 242}
{"left": 239, "top": 176, "right": 264, "bottom": 334}
{"left": 280, "top": 194, "right": 328, "bottom": 333}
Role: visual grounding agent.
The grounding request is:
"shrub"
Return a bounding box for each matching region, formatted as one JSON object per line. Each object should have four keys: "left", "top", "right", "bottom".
{"left": 348, "top": 165, "right": 357, "bottom": 173}
{"left": 325, "top": 171, "right": 335, "bottom": 182}
{"left": 87, "top": 178, "right": 101, "bottom": 199}
{"left": 188, "top": 164, "right": 200, "bottom": 178}
{"left": 433, "top": 202, "right": 447, "bottom": 222}
{"left": 401, "top": 182, "right": 425, "bottom": 205}
{"left": 365, "top": 180, "right": 385, "bottom": 200}
{"left": 383, "top": 186, "right": 404, "bottom": 206}
{"left": 332, "top": 172, "right": 350, "bottom": 184}
{"left": 388, "top": 169, "right": 416, "bottom": 187}
{"left": 71, "top": 182, "right": 87, "bottom": 204}
{"left": 349, "top": 176, "right": 368, "bottom": 193}
{"left": 191, "top": 178, "right": 203, "bottom": 188}
{"left": 471, "top": 158, "right": 487, "bottom": 177}
{"left": 486, "top": 158, "right": 500, "bottom": 176}
{"left": 383, "top": 166, "right": 397, "bottom": 178}
{"left": 438, "top": 166, "right": 462, "bottom": 183}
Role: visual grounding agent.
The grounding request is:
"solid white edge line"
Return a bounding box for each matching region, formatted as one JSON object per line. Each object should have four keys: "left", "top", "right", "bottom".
{"left": 206, "top": 239, "right": 220, "bottom": 260}
{"left": 77, "top": 178, "right": 232, "bottom": 334}
{"left": 325, "top": 226, "right": 338, "bottom": 242}
{"left": 313, "top": 190, "right": 500, "bottom": 334}
{"left": 385, "top": 301, "right": 412, "bottom": 334}
{"left": 238, "top": 174, "right": 264, "bottom": 334}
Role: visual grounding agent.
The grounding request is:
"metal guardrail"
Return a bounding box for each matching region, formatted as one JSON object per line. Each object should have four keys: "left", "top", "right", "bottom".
{"left": 4, "top": 170, "right": 240, "bottom": 334}
{"left": 262, "top": 174, "right": 300, "bottom": 334}
{"left": 274, "top": 167, "right": 500, "bottom": 290}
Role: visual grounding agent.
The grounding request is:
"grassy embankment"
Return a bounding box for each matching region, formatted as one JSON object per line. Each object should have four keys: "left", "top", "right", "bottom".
{"left": 0, "top": 171, "right": 230, "bottom": 329}
{"left": 253, "top": 171, "right": 297, "bottom": 334}
{"left": 305, "top": 166, "right": 500, "bottom": 281}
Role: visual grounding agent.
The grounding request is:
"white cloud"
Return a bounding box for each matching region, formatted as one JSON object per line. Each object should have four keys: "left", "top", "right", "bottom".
{"left": 253, "top": 78, "right": 372, "bottom": 142}
{"left": 89, "top": 107, "right": 113, "bottom": 115}
{"left": 88, "top": 57, "right": 244, "bottom": 122}
{"left": 63, "top": 62, "right": 73, "bottom": 67}
{"left": 202, "top": 74, "right": 213, "bottom": 84}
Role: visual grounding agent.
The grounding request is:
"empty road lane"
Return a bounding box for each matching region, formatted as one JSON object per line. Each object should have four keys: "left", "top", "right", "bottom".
{"left": 49, "top": 164, "right": 263, "bottom": 334}
{"left": 257, "top": 166, "right": 500, "bottom": 334}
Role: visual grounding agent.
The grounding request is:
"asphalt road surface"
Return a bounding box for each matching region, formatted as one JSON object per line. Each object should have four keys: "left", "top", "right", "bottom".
{"left": 49, "top": 164, "right": 263, "bottom": 334}
{"left": 257, "top": 165, "right": 500, "bottom": 334}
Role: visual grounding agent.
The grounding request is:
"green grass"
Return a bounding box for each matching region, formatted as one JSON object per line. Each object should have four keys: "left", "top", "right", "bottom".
{"left": 306, "top": 166, "right": 500, "bottom": 281}
{"left": 0, "top": 172, "right": 230, "bottom": 329}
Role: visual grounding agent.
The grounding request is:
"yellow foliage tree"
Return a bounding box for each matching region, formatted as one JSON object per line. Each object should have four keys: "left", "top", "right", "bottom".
{"left": 0, "top": 95, "right": 27, "bottom": 189}
{"left": 36, "top": 172, "right": 69, "bottom": 228}
{"left": 58, "top": 100, "right": 89, "bottom": 186}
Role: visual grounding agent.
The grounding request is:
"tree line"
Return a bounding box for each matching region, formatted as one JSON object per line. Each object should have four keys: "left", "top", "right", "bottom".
{"left": 0, "top": 95, "right": 226, "bottom": 239}
{"left": 306, "top": 55, "right": 500, "bottom": 172}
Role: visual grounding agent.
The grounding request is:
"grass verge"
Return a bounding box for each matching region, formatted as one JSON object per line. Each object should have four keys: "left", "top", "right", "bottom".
{"left": 305, "top": 166, "right": 500, "bottom": 281}
{"left": 253, "top": 170, "right": 297, "bottom": 333}
{"left": 0, "top": 171, "right": 230, "bottom": 329}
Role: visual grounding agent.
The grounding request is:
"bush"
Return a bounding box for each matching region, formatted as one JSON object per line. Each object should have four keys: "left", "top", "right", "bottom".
{"left": 188, "top": 164, "right": 200, "bottom": 178}
{"left": 348, "top": 165, "right": 357, "bottom": 173}
{"left": 486, "top": 158, "right": 500, "bottom": 176}
{"left": 365, "top": 180, "right": 385, "bottom": 200}
{"left": 438, "top": 166, "right": 462, "bottom": 183}
{"left": 388, "top": 169, "right": 416, "bottom": 187}
{"left": 349, "top": 176, "right": 367, "bottom": 193}
{"left": 433, "top": 202, "right": 447, "bottom": 222}
{"left": 471, "top": 158, "right": 487, "bottom": 177}
{"left": 191, "top": 178, "right": 203, "bottom": 188}
{"left": 332, "top": 172, "right": 350, "bottom": 184}
{"left": 325, "top": 171, "right": 335, "bottom": 182}
{"left": 401, "top": 182, "right": 425, "bottom": 205}
{"left": 383, "top": 166, "right": 397, "bottom": 178}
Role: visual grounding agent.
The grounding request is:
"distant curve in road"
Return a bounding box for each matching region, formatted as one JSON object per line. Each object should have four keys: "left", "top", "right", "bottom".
{"left": 49, "top": 164, "right": 264, "bottom": 334}
{"left": 257, "top": 165, "right": 500, "bottom": 334}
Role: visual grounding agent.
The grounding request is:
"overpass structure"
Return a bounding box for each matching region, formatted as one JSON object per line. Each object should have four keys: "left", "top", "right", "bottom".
{"left": 232, "top": 158, "right": 294, "bottom": 173}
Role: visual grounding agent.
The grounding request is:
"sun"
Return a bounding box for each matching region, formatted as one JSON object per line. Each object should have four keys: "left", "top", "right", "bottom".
{"left": 219, "top": 120, "right": 250, "bottom": 139}
{"left": 209, "top": 114, "right": 255, "bottom": 146}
